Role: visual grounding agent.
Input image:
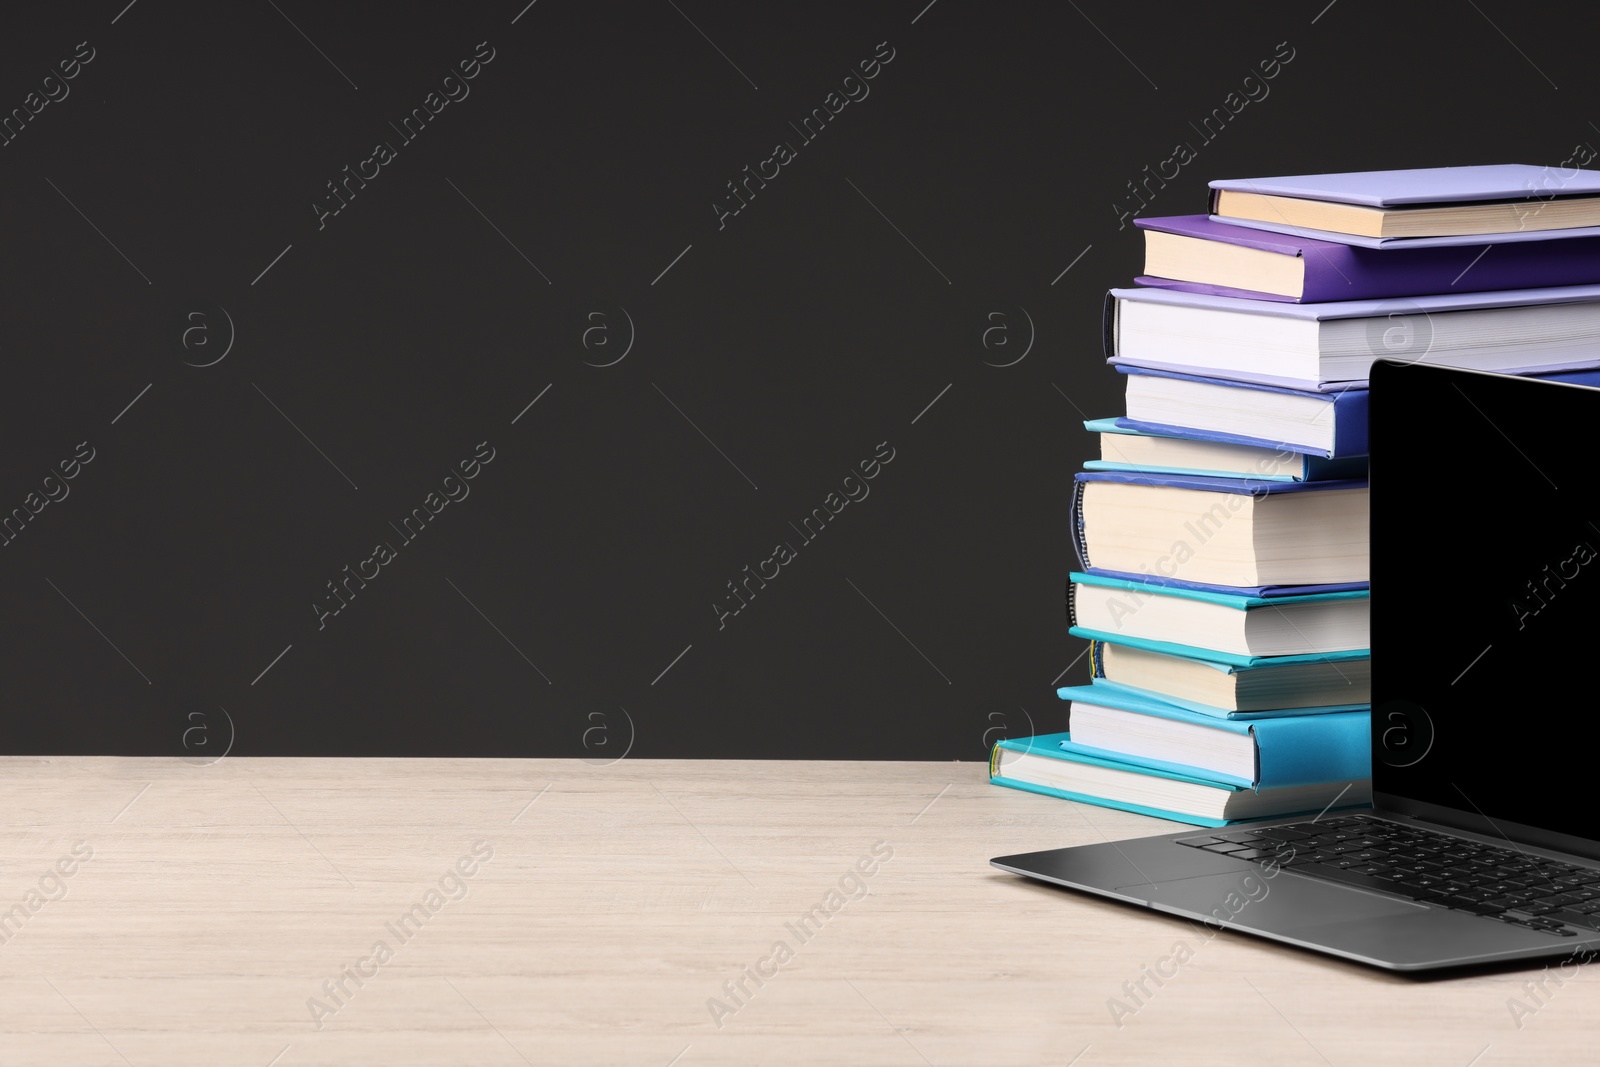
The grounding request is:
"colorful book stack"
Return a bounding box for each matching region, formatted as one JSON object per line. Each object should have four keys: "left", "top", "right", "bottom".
{"left": 993, "top": 163, "right": 1600, "bottom": 826}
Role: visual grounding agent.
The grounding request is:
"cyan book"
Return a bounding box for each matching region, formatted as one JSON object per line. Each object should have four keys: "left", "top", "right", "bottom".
{"left": 1079, "top": 644, "right": 1370, "bottom": 719}
{"left": 1055, "top": 684, "right": 1370, "bottom": 790}
{"left": 1068, "top": 570, "right": 1370, "bottom": 657}
{"left": 990, "top": 732, "right": 1370, "bottom": 827}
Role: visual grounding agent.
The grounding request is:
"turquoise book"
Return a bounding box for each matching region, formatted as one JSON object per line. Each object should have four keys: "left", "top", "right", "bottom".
{"left": 1055, "top": 683, "right": 1370, "bottom": 790}
{"left": 1069, "top": 570, "right": 1369, "bottom": 659}
{"left": 1083, "top": 638, "right": 1370, "bottom": 718}
{"left": 989, "top": 732, "right": 1371, "bottom": 828}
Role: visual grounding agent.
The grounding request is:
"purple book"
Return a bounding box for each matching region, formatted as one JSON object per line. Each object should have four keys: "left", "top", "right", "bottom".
{"left": 1136, "top": 215, "right": 1600, "bottom": 303}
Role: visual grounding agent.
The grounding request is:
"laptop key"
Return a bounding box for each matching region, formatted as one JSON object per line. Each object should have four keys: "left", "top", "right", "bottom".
{"left": 1452, "top": 902, "right": 1510, "bottom": 916}
{"left": 1295, "top": 864, "right": 1401, "bottom": 894}
{"left": 1558, "top": 872, "right": 1600, "bottom": 886}
{"left": 1278, "top": 850, "right": 1330, "bottom": 867}
{"left": 1255, "top": 828, "right": 1313, "bottom": 842}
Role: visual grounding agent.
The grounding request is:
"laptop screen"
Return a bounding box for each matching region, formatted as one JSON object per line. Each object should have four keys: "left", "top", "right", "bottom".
{"left": 1371, "top": 359, "right": 1600, "bottom": 856}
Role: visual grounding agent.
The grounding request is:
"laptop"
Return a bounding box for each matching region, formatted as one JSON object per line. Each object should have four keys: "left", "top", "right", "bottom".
{"left": 992, "top": 358, "right": 1600, "bottom": 972}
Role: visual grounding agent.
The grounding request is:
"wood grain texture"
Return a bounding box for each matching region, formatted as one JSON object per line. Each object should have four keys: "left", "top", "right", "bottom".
{"left": 0, "top": 757, "right": 1579, "bottom": 1065}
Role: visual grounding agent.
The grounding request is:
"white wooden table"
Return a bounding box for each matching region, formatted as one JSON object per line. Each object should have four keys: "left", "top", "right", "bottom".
{"left": 0, "top": 757, "right": 1582, "bottom": 1065}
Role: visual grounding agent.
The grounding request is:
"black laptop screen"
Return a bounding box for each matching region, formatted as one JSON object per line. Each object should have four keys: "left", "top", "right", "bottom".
{"left": 1371, "top": 360, "right": 1600, "bottom": 853}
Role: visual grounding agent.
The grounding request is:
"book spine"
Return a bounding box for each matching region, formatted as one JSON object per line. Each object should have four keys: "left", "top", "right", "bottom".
{"left": 1068, "top": 477, "right": 1091, "bottom": 571}
{"left": 1330, "top": 385, "right": 1369, "bottom": 458}
{"left": 1250, "top": 711, "right": 1370, "bottom": 789}
{"left": 1101, "top": 290, "right": 1119, "bottom": 362}
{"left": 1300, "top": 237, "right": 1600, "bottom": 302}
{"left": 1301, "top": 454, "right": 1370, "bottom": 480}
{"left": 1133, "top": 275, "right": 1300, "bottom": 303}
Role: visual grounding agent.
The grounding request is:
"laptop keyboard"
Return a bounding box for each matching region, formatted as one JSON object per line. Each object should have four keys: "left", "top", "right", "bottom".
{"left": 1177, "top": 814, "right": 1600, "bottom": 937}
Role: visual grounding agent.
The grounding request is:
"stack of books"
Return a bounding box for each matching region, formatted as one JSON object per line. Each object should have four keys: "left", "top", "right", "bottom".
{"left": 993, "top": 163, "right": 1600, "bottom": 826}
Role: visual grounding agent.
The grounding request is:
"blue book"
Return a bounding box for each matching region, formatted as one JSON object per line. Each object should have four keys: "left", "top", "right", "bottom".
{"left": 1116, "top": 365, "right": 1369, "bottom": 458}
{"left": 1084, "top": 416, "right": 1368, "bottom": 480}
{"left": 1116, "top": 363, "right": 1600, "bottom": 460}
{"left": 990, "top": 732, "right": 1371, "bottom": 827}
{"left": 1055, "top": 684, "right": 1370, "bottom": 790}
{"left": 1080, "top": 642, "right": 1369, "bottom": 719}
{"left": 1068, "top": 571, "right": 1369, "bottom": 659}
{"left": 1070, "top": 470, "right": 1369, "bottom": 590}
{"left": 1103, "top": 283, "right": 1600, "bottom": 388}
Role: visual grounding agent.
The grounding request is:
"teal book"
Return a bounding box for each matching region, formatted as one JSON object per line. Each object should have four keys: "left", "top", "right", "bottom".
{"left": 1083, "top": 640, "right": 1370, "bottom": 718}
{"left": 1069, "top": 570, "right": 1369, "bottom": 659}
{"left": 1055, "top": 684, "right": 1370, "bottom": 789}
{"left": 989, "top": 732, "right": 1371, "bottom": 828}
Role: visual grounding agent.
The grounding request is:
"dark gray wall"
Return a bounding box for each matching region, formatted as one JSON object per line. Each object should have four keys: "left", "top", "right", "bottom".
{"left": 0, "top": 1, "right": 1575, "bottom": 756}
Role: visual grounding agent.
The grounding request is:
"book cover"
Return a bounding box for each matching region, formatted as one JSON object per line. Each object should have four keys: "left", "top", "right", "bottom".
{"left": 1074, "top": 469, "right": 1366, "bottom": 495}
{"left": 1204, "top": 217, "right": 1600, "bottom": 250}
{"left": 1070, "top": 569, "right": 1368, "bottom": 607}
{"left": 1108, "top": 280, "right": 1600, "bottom": 327}
{"left": 1068, "top": 626, "right": 1370, "bottom": 672}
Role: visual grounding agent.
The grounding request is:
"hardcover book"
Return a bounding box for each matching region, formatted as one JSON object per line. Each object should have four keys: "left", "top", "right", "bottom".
{"left": 1135, "top": 214, "right": 1600, "bottom": 302}
{"left": 1105, "top": 284, "right": 1600, "bottom": 387}
{"left": 1084, "top": 638, "right": 1371, "bottom": 717}
{"left": 1084, "top": 416, "right": 1368, "bottom": 480}
{"left": 990, "top": 732, "right": 1372, "bottom": 827}
{"left": 1069, "top": 570, "right": 1370, "bottom": 660}
{"left": 1055, "top": 684, "right": 1371, "bottom": 789}
{"left": 1208, "top": 164, "right": 1600, "bottom": 240}
{"left": 1070, "top": 471, "right": 1369, "bottom": 588}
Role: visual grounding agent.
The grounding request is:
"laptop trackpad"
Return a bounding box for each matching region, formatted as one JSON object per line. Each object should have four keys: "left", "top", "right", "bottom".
{"left": 1114, "top": 869, "right": 1428, "bottom": 929}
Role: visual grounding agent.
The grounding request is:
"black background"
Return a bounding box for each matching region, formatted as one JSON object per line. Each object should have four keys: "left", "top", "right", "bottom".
{"left": 0, "top": 1, "right": 1579, "bottom": 757}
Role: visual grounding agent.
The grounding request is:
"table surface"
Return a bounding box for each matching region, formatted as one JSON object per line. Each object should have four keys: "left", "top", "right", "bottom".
{"left": 0, "top": 756, "right": 1588, "bottom": 1066}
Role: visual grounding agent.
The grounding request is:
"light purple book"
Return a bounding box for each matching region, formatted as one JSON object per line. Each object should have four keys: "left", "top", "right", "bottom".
{"left": 1207, "top": 164, "right": 1600, "bottom": 247}
{"left": 1208, "top": 163, "right": 1600, "bottom": 206}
